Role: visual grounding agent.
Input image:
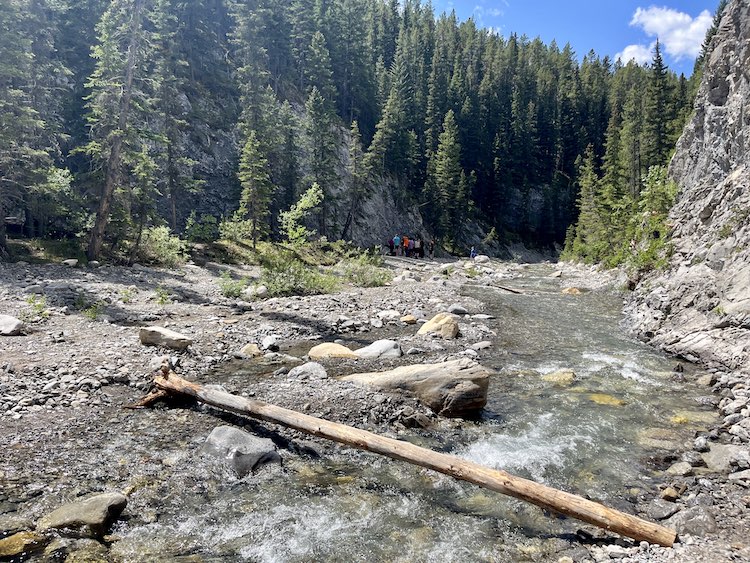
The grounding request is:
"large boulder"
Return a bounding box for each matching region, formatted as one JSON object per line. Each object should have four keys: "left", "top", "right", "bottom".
{"left": 354, "top": 339, "right": 402, "bottom": 360}
{"left": 202, "top": 425, "right": 281, "bottom": 477}
{"left": 308, "top": 342, "right": 357, "bottom": 360}
{"left": 37, "top": 492, "right": 128, "bottom": 538}
{"left": 0, "top": 532, "right": 48, "bottom": 558}
{"left": 288, "top": 362, "right": 328, "bottom": 380}
{"left": 139, "top": 326, "right": 192, "bottom": 350}
{"left": 0, "top": 315, "right": 24, "bottom": 336}
{"left": 701, "top": 444, "right": 750, "bottom": 473}
{"left": 341, "top": 359, "right": 491, "bottom": 417}
{"left": 417, "top": 312, "right": 460, "bottom": 339}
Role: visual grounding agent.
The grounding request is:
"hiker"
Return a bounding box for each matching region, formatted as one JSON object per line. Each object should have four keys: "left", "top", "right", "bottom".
{"left": 402, "top": 235, "right": 409, "bottom": 257}
{"left": 415, "top": 238, "right": 422, "bottom": 258}
{"left": 408, "top": 237, "right": 415, "bottom": 257}
{"left": 393, "top": 234, "right": 401, "bottom": 256}
{"left": 388, "top": 238, "right": 394, "bottom": 255}
{"left": 429, "top": 239, "right": 435, "bottom": 259}
{"left": 470, "top": 246, "right": 477, "bottom": 260}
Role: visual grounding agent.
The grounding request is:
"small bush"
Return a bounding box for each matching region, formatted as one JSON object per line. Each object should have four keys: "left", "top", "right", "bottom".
{"left": 138, "top": 226, "right": 187, "bottom": 267}
{"left": 218, "top": 271, "right": 249, "bottom": 298}
{"left": 119, "top": 287, "right": 136, "bottom": 303}
{"left": 337, "top": 254, "right": 392, "bottom": 287}
{"left": 21, "top": 295, "right": 50, "bottom": 322}
{"left": 82, "top": 302, "right": 103, "bottom": 320}
{"left": 154, "top": 286, "right": 171, "bottom": 305}
{"left": 260, "top": 249, "right": 338, "bottom": 297}
{"left": 219, "top": 214, "right": 253, "bottom": 242}
{"left": 185, "top": 212, "right": 219, "bottom": 243}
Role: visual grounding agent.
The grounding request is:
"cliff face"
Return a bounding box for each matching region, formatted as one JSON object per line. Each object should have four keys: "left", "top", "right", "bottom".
{"left": 626, "top": 0, "right": 750, "bottom": 372}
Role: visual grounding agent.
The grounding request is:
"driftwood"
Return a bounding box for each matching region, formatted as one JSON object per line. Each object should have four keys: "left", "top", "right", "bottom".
{"left": 145, "top": 367, "right": 677, "bottom": 547}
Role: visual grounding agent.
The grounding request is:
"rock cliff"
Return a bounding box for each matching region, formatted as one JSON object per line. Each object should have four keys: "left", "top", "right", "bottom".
{"left": 626, "top": 0, "right": 750, "bottom": 373}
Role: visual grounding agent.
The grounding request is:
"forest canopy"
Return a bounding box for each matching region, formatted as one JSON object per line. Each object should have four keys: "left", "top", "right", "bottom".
{"left": 0, "top": 0, "right": 723, "bottom": 264}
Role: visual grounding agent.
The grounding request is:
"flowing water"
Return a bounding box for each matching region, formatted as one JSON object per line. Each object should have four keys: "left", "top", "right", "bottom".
{"left": 111, "top": 264, "right": 717, "bottom": 562}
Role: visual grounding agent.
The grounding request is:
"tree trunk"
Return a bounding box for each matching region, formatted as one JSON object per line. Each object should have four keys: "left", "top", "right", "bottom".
{"left": 87, "top": 0, "right": 144, "bottom": 261}
{"left": 150, "top": 370, "right": 677, "bottom": 547}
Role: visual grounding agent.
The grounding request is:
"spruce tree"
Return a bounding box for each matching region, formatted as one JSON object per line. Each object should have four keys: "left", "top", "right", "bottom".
{"left": 642, "top": 40, "right": 672, "bottom": 171}
{"left": 237, "top": 129, "right": 273, "bottom": 249}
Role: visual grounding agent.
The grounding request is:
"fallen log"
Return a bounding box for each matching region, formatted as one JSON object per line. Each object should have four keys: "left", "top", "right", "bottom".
{"left": 148, "top": 367, "right": 676, "bottom": 547}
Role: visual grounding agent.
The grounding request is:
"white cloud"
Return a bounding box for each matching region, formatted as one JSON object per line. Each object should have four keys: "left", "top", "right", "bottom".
{"left": 629, "top": 6, "right": 713, "bottom": 60}
{"left": 615, "top": 43, "right": 655, "bottom": 65}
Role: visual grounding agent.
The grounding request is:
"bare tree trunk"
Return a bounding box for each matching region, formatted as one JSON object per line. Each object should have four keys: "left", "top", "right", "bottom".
{"left": 147, "top": 369, "right": 678, "bottom": 548}
{"left": 87, "top": 0, "right": 145, "bottom": 261}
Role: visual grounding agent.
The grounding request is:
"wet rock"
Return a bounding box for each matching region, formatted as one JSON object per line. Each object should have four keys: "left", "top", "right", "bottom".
{"left": 0, "top": 531, "right": 48, "bottom": 558}
{"left": 0, "top": 514, "right": 33, "bottom": 536}
{"left": 561, "top": 287, "right": 582, "bottom": 295}
{"left": 664, "top": 505, "right": 717, "bottom": 536}
{"left": 541, "top": 369, "right": 576, "bottom": 387}
{"left": 240, "top": 343, "right": 263, "bottom": 358}
{"left": 202, "top": 425, "right": 281, "bottom": 477}
{"left": 470, "top": 341, "right": 492, "bottom": 351}
{"left": 693, "top": 436, "right": 710, "bottom": 452}
{"left": 660, "top": 487, "right": 681, "bottom": 501}
{"left": 354, "top": 339, "right": 402, "bottom": 360}
{"left": 588, "top": 393, "right": 626, "bottom": 406}
{"left": 341, "top": 358, "right": 491, "bottom": 417}
{"left": 0, "top": 315, "right": 24, "bottom": 336}
{"left": 417, "top": 312, "right": 460, "bottom": 339}
{"left": 139, "top": 326, "right": 192, "bottom": 350}
{"left": 37, "top": 492, "right": 128, "bottom": 538}
{"left": 701, "top": 444, "right": 750, "bottom": 473}
{"left": 288, "top": 362, "right": 328, "bottom": 380}
{"left": 308, "top": 342, "right": 357, "bottom": 360}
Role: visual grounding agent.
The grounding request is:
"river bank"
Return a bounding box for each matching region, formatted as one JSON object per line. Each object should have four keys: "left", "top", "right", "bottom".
{"left": 1, "top": 256, "right": 749, "bottom": 562}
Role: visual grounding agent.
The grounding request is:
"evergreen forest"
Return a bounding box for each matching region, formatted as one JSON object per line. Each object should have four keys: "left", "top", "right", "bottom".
{"left": 0, "top": 0, "right": 726, "bottom": 265}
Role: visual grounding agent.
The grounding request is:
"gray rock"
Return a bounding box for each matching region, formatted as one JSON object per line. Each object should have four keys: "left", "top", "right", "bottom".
{"left": 288, "top": 362, "right": 328, "bottom": 380}
{"left": 471, "top": 340, "right": 492, "bottom": 351}
{"left": 61, "top": 259, "right": 78, "bottom": 267}
{"left": 701, "top": 444, "right": 750, "bottom": 473}
{"left": 354, "top": 339, "right": 402, "bottom": 359}
{"left": 664, "top": 505, "right": 717, "bottom": 536}
{"left": 139, "top": 326, "right": 193, "bottom": 350}
{"left": 447, "top": 303, "right": 468, "bottom": 315}
{"left": 728, "top": 469, "right": 750, "bottom": 480}
{"left": 261, "top": 335, "right": 279, "bottom": 351}
{"left": 202, "top": 425, "right": 280, "bottom": 477}
{"left": 342, "top": 358, "right": 492, "bottom": 417}
{"left": 665, "top": 461, "right": 693, "bottom": 477}
{"left": 37, "top": 492, "right": 127, "bottom": 537}
{"left": 646, "top": 499, "right": 681, "bottom": 521}
{"left": 0, "top": 315, "right": 24, "bottom": 336}
{"left": 405, "top": 347, "right": 425, "bottom": 355}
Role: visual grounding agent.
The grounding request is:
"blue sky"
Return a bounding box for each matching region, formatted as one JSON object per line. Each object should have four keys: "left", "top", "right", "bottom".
{"left": 431, "top": 1, "right": 716, "bottom": 75}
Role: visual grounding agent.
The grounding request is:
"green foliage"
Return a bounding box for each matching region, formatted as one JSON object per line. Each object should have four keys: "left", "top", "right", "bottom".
{"left": 219, "top": 214, "right": 254, "bottom": 243}
{"left": 119, "top": 287, "right": 136, "bottom": 304}
{"left": 136, "top": 226, "right": 187, "bottom": 268}
{"left": 82, "top": 301, "right": 104, "bottom": 321}
{"left": 337, "top": 252, "right": 392, "bottom": 287}
{"left": 154, "top": 286, "right": 171, "bottom": 305}
{"left": 184, "top": 212, "right": 219, "bottom": 243}
{"left": 237, "top": 129, "right": 274, "bottom": 248}
{"left": 21, "top": 295, "right": 50, "bottom": 322}
{"left": 259, "top": 248, "right": 339, "bottom": 297}
{"left": 280, "top": 183, "right": 324, "bottom": 245}
{"left": 218, "top": 271, "right": 249, "bottom": 298}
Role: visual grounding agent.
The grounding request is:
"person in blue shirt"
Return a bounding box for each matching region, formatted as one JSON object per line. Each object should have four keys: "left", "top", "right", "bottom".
{"left": 470, "top": 246, "right": 477, "bottom": 259}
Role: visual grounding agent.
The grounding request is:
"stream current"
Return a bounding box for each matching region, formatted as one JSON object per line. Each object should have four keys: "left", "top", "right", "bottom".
{"left": 110, "top": 264, "right": 716, "bottom": 562}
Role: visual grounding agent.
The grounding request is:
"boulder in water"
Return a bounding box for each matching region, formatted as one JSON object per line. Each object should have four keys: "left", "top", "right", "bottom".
{"left": 202, "top": 425, "right": 281, "bottom": 477}
{"left": 308, "top": 342, "right": 357, "bottom": 360}
{"left": 342, "top": 358, "right": 491, "bottom": 417}
{"left": 354, "top": 339, "right": 402, "bottom": 359}
{"left": 417, "top": 312, "right": 460, "bottom": 339}
{"left": 37, "top": 492, "right": 128, "bottom": 537}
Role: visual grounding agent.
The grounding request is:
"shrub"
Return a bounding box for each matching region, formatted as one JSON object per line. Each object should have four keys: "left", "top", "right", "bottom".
{"left": 337, "top": 253, "right": 392, "bottom": 287}
{"left": 279, "top": 183, "right": 323, "bottom": 244}
{"left": 138, "top": 226, "right": 187, "bottom": 267}
{"left": 185, "top": 212, "right": 219, "bottom": 243}
{"left": 219, "top": 213, "right": 254, "bottom": 242}
{"left": 218, "top": 271, "right": 249, "bottom": 298}
{"left": 260, "top": 248, "right": 338, "bottom": 297}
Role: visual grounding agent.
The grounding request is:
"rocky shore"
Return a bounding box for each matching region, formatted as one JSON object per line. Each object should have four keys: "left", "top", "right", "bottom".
{"left": 1, "top": 256, "right": 749, "bottom": 562}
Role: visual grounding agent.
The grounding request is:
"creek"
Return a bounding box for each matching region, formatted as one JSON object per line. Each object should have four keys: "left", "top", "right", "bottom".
{"left": 108, "top": 264, "right": 716, "bottom": 562}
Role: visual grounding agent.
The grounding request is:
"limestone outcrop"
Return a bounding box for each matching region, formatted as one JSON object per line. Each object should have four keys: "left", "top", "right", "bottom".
{"left": 626, "top": 0, "right": 750, "bottom": 374}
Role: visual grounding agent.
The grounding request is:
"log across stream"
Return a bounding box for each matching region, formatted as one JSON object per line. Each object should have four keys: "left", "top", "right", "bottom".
{"left": 141, "top": 367, "right": 677, "bottom": 548}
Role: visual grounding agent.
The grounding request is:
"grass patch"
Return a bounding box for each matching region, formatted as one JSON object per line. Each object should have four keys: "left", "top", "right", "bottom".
{"left": 336, "top": 253, "right": 392, "bottom": 287}
{"left": 7, "top": 238, "right": 86, "bottom": 264}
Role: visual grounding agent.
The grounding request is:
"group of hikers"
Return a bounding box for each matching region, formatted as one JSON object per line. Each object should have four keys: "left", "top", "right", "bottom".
{"left": 388, "top": 234, "right": 435, "bottom": 259}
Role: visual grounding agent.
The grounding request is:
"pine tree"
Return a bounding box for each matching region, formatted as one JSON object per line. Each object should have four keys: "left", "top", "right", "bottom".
{"left": 431, "top": 110, "right": 463, "bottom": 242}
{"left": 569, "top": 145, "right": 604, "bottom": 262}
{"left": 642, "top": 40, "right": 672, "bottom": 171}
{"left": 237, "top": 129, "right": 273, "bottom": 249}
{"left": 82, "top": 0, "right": 164, "bottom": 260}
{"left": 341, "top": 120, "right": 368, "bottom": 240}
